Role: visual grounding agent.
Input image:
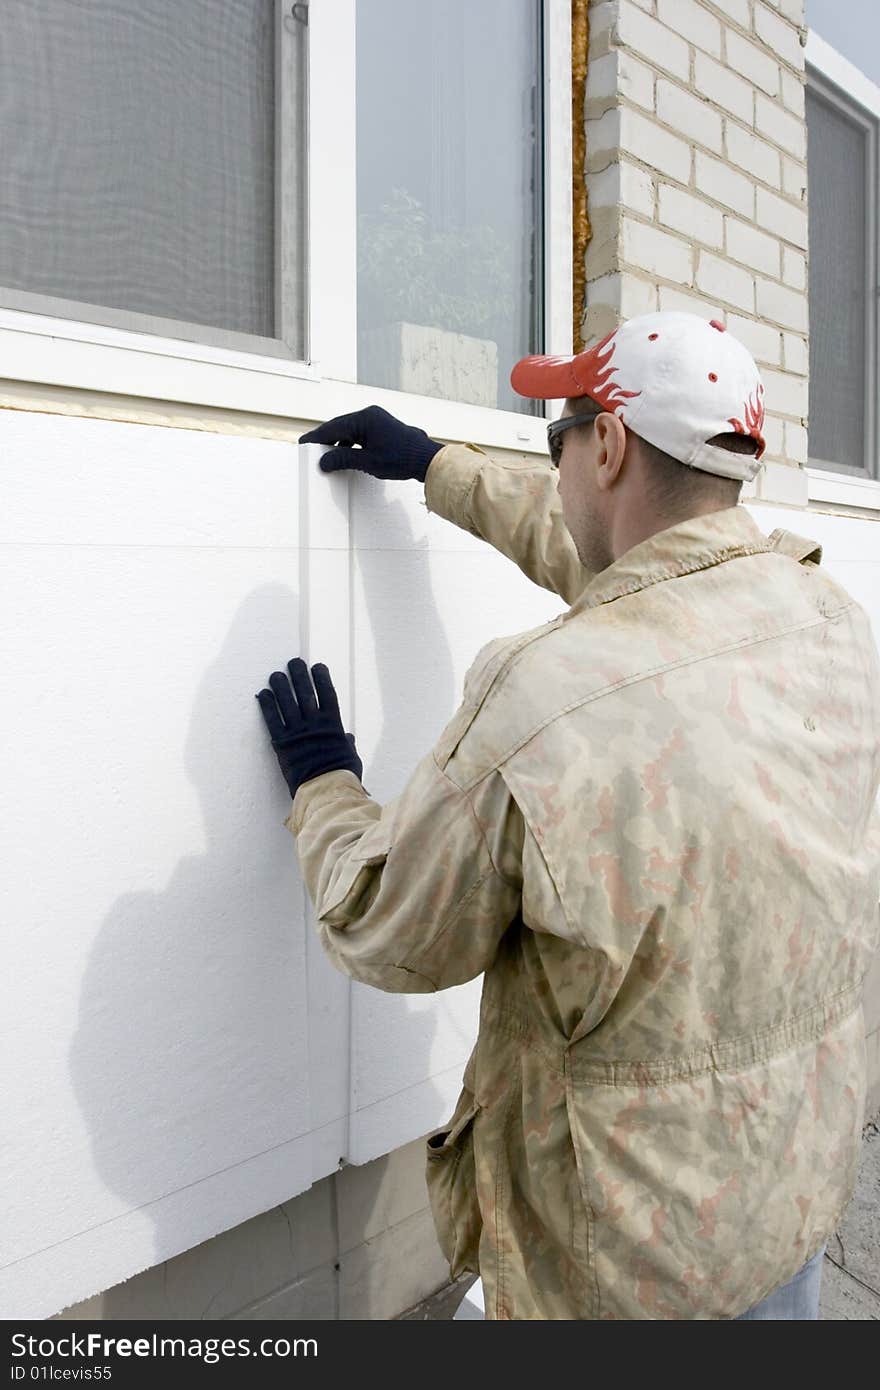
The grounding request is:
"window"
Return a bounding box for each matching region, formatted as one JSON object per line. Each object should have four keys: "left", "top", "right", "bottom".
{"left": 355, "top": 0, "right": 544, "bottom": 415}
{"left": 0, "top": 0, "right": 306, "bottom": 358}
{"left": 0, "top": 1, "right": 570, "bottom": 447}
{"left": 805, "top": 71, "right": 878, "bottom": 479}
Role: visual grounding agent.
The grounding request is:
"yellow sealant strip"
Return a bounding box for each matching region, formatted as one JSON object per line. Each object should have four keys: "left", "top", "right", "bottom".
{"left": 572, "top": 0, "right": 591, "bottom": 356}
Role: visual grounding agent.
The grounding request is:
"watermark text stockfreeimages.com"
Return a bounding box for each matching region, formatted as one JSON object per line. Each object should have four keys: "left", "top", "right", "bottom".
{"left": 10, "top": 1332, "right": 317, "bottom": 1368}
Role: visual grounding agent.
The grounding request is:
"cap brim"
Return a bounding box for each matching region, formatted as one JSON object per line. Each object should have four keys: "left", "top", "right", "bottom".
{"left": 510, "top": 354, "right": 586, "bottom": 399}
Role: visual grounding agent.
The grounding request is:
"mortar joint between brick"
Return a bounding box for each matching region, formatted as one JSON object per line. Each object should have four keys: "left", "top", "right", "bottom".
{"left": 703, "top": 1, "right": 754, "bottom": 44}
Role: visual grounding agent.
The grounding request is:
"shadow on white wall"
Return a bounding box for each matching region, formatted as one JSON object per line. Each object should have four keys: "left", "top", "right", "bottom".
{"left": 66, "top": 483, "right": 480, "bottom": 1317}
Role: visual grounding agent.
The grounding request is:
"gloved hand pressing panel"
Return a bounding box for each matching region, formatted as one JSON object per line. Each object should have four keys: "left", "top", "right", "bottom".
{"left": 300, "top": 404, "right": 443, "bottom": 482}
{"left": 255, "top": 659, "right": 363, "bottom": 801}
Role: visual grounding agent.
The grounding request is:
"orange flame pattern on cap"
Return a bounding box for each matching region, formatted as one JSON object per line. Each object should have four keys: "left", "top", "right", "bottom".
{"left": 728, "top": 383, "right": 766, "bottom": 458}
{"left": 572, "top": 329, "right": 643, "bottom": 412}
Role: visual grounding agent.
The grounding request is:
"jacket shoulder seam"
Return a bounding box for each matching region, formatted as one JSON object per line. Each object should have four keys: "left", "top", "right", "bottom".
{"left": 458, "top": 605, "right": 857, "bottom": 792}
{"left": 431, "top": 752, "right": 522, "bottom": 891}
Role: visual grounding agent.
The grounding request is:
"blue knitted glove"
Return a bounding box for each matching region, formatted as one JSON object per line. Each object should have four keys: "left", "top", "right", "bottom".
{"left": 300, "top": 404, "right": 443, "bottom": 483}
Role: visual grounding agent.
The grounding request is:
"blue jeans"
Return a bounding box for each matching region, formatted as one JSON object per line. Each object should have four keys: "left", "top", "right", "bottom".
{"left": 734, "top": 1245, "right": 826, "bottom": 1320}
{"left": 454, "top": 1245, "right": 827, "bottom": 1320}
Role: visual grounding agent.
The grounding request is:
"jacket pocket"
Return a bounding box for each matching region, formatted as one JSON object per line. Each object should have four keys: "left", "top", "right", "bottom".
{"left": 316, "top": 823, "right": 394, "bottom": 928}
{"left": 425, "top": 1092, "right": 483, "bottom": 1279}
{"left": 316, "top": 852, "right": 388, "bottom": 928}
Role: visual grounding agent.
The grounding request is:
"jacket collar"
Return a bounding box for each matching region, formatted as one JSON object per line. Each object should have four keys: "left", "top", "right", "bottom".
{"left": 564, "top": 504, "right": 782, "bottom": 620}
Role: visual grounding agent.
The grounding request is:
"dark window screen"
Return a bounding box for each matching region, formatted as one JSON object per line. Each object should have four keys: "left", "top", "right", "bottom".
{"left": 806, "top": 85, "right": 869, "bottom": 474}
{"left": 0, "top": 1, "right": 277, "bottom": 339}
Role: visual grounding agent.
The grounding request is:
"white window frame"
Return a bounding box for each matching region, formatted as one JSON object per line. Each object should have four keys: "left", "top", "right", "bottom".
{"left": 804, "top": 28, "right": 880, "bottom": 511}
{"left": 0, "top": 0, "right": 571, "bottom": 454}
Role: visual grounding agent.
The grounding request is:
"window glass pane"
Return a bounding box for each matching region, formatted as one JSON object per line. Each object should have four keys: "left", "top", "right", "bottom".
{"left": 356, "top": 0, "right": 544, "bottom": 415}
{"left": 0, "top": 1, "right": 279, "bottom": 341}
{"left": 806, "top": 85, "right": 868, "bottom": 473}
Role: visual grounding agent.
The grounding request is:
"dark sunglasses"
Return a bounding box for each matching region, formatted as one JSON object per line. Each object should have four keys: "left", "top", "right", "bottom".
{"left": 546, "top": 408, "right": 602, "bottom": 468}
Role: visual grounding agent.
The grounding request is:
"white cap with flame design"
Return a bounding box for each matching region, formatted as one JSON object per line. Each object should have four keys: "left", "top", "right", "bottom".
{"left": 510, "top": 310, "right": 766, "bottom": 483}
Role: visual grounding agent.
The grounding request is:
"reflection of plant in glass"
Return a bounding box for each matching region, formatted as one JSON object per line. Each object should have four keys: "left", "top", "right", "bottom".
{"left": 358, "top": 188, "right": 514, "bottom": 339}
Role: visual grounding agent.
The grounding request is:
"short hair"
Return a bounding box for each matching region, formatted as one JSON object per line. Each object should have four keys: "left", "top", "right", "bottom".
{"left": 637, "top": 431, "right": 756, "bottom": 513}
{"left": 564, "top": 396, "right": 757, "bottom": 512}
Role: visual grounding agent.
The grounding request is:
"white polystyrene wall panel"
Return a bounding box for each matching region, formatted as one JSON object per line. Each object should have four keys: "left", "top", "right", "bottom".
{"left": 1, "top": 413, "right": 302, "bottom": 549}
{"left": 2, "top": 414, "right": 318, "bottom": 1319}
{"left": 345, "top": 472, "right": 564, "bottom": 1164}
{"left": 0, "top": 412, "right": 563, "bottom": 1316}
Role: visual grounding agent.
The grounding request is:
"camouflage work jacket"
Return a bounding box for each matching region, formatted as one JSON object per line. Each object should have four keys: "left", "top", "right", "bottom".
{"left": 286, "top": 443, "right": 880, "bottom": 1319}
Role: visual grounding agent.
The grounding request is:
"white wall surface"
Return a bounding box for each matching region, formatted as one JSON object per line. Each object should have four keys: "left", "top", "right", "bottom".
{"left": 2, "top": 409, "right": 878, "bottom": 1318}
{"left": 0, "top": 411, "right": 560, "bottom": 1319}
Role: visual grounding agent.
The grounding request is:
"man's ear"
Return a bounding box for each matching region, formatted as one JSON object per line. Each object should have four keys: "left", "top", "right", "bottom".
{"left": 594, "top": 412, "right": 627, "bottom": 483}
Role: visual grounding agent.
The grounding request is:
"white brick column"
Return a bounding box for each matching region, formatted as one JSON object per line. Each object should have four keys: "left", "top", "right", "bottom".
{"left": 582, "top": 0, "right": 808, "bottom": 505}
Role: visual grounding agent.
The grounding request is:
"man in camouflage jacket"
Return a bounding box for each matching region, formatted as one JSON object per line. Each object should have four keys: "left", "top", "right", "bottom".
{"left": 257, "top": 312, "right": 880, "bottom": 1319}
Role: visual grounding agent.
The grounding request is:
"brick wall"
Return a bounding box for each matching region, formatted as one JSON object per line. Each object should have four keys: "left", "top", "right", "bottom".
{"left": 582, "top": 0, "right": 809, "bottom": 506}
{"left": 51, "top": 1134, "right": 449, "bottom": 1320}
